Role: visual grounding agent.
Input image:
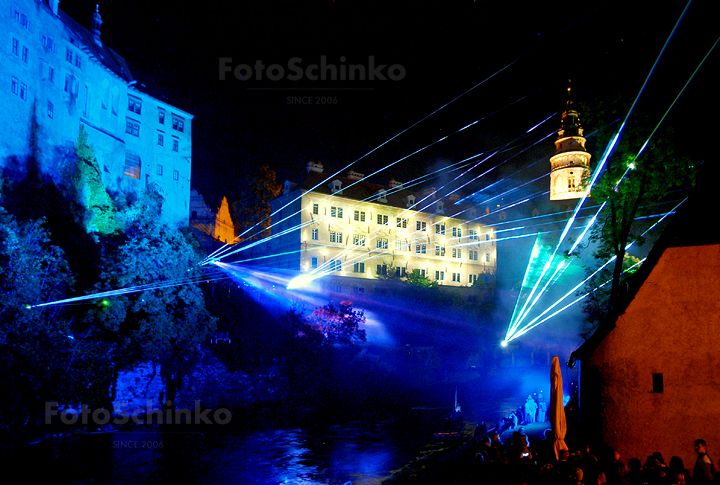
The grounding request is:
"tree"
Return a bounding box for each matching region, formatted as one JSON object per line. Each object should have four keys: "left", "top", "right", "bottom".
{"left": 86, "top": 187, "right": 216, "bottom": 409}
{"left": 232, "top": 163, "right": 282, "bottom": 240}
{"left": 405, "top": 268, "right": 438, "bottom": 288}
{"left": 0, "top": 208, "right": 111, "bottom": 429}
{"left": 303, "top": 300, "right": 367, "bottom": 346}
{"left": 71, "top": 126, "right": 118, "bottom": 235}
{"left": 580, "top": 97, "right": 697, "bottom": 324}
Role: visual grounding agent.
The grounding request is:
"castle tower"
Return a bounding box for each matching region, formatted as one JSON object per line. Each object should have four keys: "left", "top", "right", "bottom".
{"left": 550, "top": 82, "right": 592, "bottom": 201}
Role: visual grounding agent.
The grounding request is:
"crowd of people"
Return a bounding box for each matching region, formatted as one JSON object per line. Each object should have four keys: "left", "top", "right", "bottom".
{"left": 496, "top": 392, "right": 550, "bottom": 433}
{"left": 453, "top": 431, "right": 718, "bottom": 485}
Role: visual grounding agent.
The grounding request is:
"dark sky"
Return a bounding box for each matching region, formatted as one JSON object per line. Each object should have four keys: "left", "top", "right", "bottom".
{"left": 61, "top": 0, "right": 718, "bottom": 208}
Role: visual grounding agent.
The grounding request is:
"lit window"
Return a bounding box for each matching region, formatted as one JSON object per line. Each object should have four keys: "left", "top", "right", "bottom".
{"left": 125, "top": 119, "right": 140, "bottom": 137}
{"left": 124, "top": 151, "right": 141, "bottom": 179}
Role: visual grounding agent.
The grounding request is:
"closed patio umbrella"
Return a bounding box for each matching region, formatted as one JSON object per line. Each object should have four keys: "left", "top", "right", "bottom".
{"left": 550, "top": 356, "right": 569, "bottom": 460}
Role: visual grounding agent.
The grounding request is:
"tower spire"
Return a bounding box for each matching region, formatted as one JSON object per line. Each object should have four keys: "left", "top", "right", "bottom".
{"left": 549, "top": 80, "right": 592, "bottom": 201}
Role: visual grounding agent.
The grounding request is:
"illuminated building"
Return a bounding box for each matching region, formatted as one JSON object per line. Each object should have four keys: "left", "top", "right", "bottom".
{"left": 570, "top": 166, "right": 720, "bottom": 469}
{"left": 0, "top": 1, "right": 192, "bottom": 227}
{"left": 266, "top": 162, "right": 497, "bottom": 289}
{"left": 549, "top": 84, "right": 591, "bottom": 201}
{"left": 189, "top": 191, "right": 237, "bottom": 245}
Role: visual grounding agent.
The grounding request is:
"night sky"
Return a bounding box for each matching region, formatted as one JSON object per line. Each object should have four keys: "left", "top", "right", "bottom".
{"left": 60, "top": 0, "right": 718, "bottom": 208}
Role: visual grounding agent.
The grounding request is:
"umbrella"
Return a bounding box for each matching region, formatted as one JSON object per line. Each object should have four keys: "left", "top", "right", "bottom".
{"left": 550, "top": 356, "right": 569, "bottom": 460}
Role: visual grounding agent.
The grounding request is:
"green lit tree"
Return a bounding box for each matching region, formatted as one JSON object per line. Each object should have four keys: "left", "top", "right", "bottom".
{"left": 580, "top": 98, "right": 697, "bottom": 325}
{"left": 72, "top": 126, "right": 118, "bottom": 234}
{"left": 405, "top": 268, "right": 438, "bottom": 288}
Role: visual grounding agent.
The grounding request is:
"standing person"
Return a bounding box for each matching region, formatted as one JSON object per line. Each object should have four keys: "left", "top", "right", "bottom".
{"left": 693, "top": 439, "right": 715, "bottom": 485}
{"left": 537, "top": 398, "right": 547, "bottom": 422}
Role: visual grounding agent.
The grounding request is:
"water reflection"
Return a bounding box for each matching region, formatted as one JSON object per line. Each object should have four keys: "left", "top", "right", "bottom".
{"left": 15, "top": 421, "right": 426, "bottom": 485}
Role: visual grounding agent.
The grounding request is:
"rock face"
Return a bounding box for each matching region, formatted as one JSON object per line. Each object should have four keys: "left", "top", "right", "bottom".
{"left": 112, "top": 353, "right": 281, "bottom": 416}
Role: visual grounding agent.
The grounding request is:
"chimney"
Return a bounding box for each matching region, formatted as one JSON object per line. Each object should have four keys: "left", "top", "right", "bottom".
{"left": 346, "top": 170, "right": 364, "bottom": 181}
{"left": 92, "top": 5, "right": 103, "bottom": 46}
{"left": 49, "top": 0, "right": 59, "bottom": 15}
{"left": 307, "top": 161, "right": 324, "bottom": 173}
{"left": 388, "top": 178, "right": 403, "bottom": 189}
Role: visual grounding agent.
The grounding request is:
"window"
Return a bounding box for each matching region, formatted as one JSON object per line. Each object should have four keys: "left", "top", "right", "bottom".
{"left": 435, "top": 246, "right": 445, "bottom": 257}
{"left": 377, "top": 214, "right": 388, "bottom": 225}
{"left": 353, "top": 210, "right": 365, "bottom": 222}
{"left": 376, "top": 264, "right": 387, "bottom": 276}
{"left": 19, "top": 82, "right": 27, "bottom": 100}
{"left": 435, "top": 223, "right": 445, "bottom": 235}
{"left": 11, "top": 76, "right": 18, "bottom": 96}
{"left": 75, "top": 55, "right": 81, "bottom": 68}
{"left": 312, "top": 203, "right": 319, "bottom": 215}
{"left": 396, "top": 240, "right": 408, "bottom": 252}
{"left": 485, "top": 253, "right": 490, "bottom": 263}
{"left": 14, "top": 10, "right": 29, "bottom": 29}
{"left": 173, "top": 169, "right": 179, "bottom": 181}
{"left": 416, "top": 221, "right": 426, "bottom": 231}
{"left": 331, "top": 206, "right": 343, "bottom": 218}
{"left": 311, "top": 228, "right": 318, "bottom": 240}
{"left": 156, "top": 164, "right": 163, "bottom": 176}
{"left": 171, "top": 114, "right": 184, "bottom": 132}
{"left": 468, "top": 229, "right": 477, "bottom": 240}
{"left": 415, "top": 243, "right": 426, "bottom": 254}
{"left": 353, "top": 234, "right": 365, "bottom": 246}
{"left": 486, "top": 234, "right": 490, "bottom": 241}
{"left": 64, "top": 73, "right": 78, "bottom": 95}
{"left": 652, "top": 373, "right": 664, "bottom": 393}
{"left": 66, "top": 49, "right": 73, "bottom": 63}
{"left": 333, "top": 260, "right": 342, "bottom": 271}
{"left": 12, "top": 38, "right": 19, "bottom": 56}
{"left": 311, "top": 257, "right": 318, "bottom": 269}
{"left": 158, "top": 108, "right": 165, "bottom": 124}
{"left": 157, "top": 132, "right": 164, "bottom": 146}
{"left": 353, "top": 262, "right": 365, "bottom": 273}
{"left": 42, "top": 36, "right": 54, "bottom": 51}
{"left": 128, "top": 96, "right": 142, "bottom": 114}
{"left": 330, "top": 231, "right": 343, "bottom": 243}
{"left": 435, "top": 271, "right": 444, "bottom": 281}
{"left": 377, "top": 238, "right": 388, "bottom": 249}
{"left": 48, "top": 66, "right": 55, "bottom": 83}
{"left": 395, "top": 267, "right": 406, "bottom": 278}
{"left": 452, "top": 248, "right": 462, "bottom": 259}
{"left": 452, "top": 272, "right": 461, "bottom": 282}
{"left": 123, "top": 151, "right": 141, "bottom": 179}
{"left": 172, "top": 138, "right": 179, "bottom": 152}
{"left": 125, "top": 118, "right": 140, "bottom": 137}
{"left": 420, "top": 269, "right": 426, "bottom": 278}
{"left": 452, "top": 227, "right": 462, "bottom": 238}
{"left": 47, "top": 101, "right": 53, "bottom": 118}
{"left": 469, "top": 274, "right": 477, "bottom": 285}
{"left": 568, "top": 172, "right": 576, "bottom": 189}
{"left": 22, "top": 46, "right": 28, "bottom": 64}
{"left": 469, "top": 250, "right": 478, "bottom": 261}
{"left": 396, "top": 218, "right": 407, "bottom": 228}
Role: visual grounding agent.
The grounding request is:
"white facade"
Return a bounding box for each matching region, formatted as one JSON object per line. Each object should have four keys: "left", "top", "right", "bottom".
{"left": 268, "top": 164, "right": 497, "bottom": 287}
{"left": 1, "top": 0, "right": 192, "bottom": 227}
